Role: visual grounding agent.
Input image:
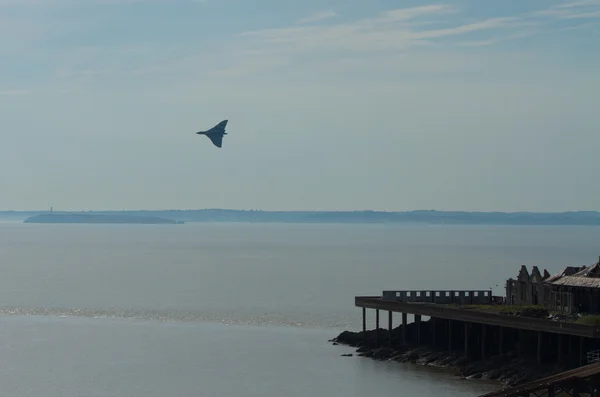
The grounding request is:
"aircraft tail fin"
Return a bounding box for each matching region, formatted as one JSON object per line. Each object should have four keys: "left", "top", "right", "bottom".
{"left": 200, "top": 119, "right": 228, "bottom": 148}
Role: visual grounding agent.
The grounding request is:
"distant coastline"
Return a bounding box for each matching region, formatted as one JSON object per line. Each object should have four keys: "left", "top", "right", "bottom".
{"left": 23, "top": 213, "right": 182, "bottom": 225}
{"left": 2, "top": 209, "right": 600, "bottom": 226}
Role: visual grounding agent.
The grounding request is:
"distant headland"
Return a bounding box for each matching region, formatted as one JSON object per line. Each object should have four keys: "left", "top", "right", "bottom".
{"left": 2, "top": 209, "right": 600, "bottom": 226}
{"left": 23, "top": 213, "right": 182, "bottom": 225}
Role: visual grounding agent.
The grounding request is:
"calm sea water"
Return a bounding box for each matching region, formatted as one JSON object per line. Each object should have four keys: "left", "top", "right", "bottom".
{"left": 1, "top": 222, "right": 599, "bottom": 396}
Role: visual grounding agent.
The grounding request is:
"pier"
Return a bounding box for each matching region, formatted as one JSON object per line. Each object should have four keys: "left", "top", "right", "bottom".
{"left": 339, "top": 258, "right": 600, "bottom": 395}
{"left": 356, "top": 293, "right": 600, "bottom": 366}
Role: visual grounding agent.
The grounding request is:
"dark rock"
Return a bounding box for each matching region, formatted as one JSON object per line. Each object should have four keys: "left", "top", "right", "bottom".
{"left": 330, "top": 320, "right": 575, "bottom": 389}
{"left": 482, "top": 369, "right": 504, "bottom": 380}
{"left": 372, "top": 348, "right": 393, "bottom": 360}
{"left": 435, "top": 355, "right": 456, "bottom": 367}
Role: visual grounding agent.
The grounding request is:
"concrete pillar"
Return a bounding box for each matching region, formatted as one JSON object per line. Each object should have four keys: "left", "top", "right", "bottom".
{"left": 448, "top": 319, "right": 452, "bottom": 350}
{"left": 537, "top": 331, "right": 543, "bottom": 365}
{"left": 431, "top": 317, "right": 436, "bottom": 348}
{"left": 375, "top": 309, "right": 379, "bottom": 346}
{"left": 558, "top": 334, "right": 563, "bottom": 364}
{"left": 415, "top": 315, "right": 421, "bottom": 346}
{"left": 568, "top": 334, "right": 573, "bottom": 359}
{"left": 388, "top": 311, "right": 392, "bottom": 348}
{"left": 481, "top": 324, "right": 487, "bottom": 360}
{"left": 464, "top": 322, "right": 470, "bottom": 358}
{"left": 580, "top": 337, "right": 585, "bottom": 366}
{"left": 518, "top": 330, "right": 524, "bottom": 357}
{"left": 402, "top": 313, "right": 407, "bottom": 344}
{"left": 362, "top": 307, "right": 366, "bottom": 334}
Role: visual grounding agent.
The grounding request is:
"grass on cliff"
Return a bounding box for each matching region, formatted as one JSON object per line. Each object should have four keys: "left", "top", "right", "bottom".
{"left": 575, "top": 315, "right": 600, "bottom": 326}
{"left": 458, "top": 304, "right": 542, "bottom": 313}
{"left": 454, "top": 304, "right": 551, "bottom": 318}
{"left": 448, "top": 304, "right": 600, "bottom": 324}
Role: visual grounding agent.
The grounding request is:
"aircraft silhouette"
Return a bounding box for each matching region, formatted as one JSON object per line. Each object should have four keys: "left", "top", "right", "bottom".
{"left": 196, "top": 120, "right": 228, "bottom": 148}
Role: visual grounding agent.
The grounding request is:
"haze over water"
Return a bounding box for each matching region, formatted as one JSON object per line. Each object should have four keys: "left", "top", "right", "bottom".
{"left": 1, "top": 222, "right": 600, "bottom": 396}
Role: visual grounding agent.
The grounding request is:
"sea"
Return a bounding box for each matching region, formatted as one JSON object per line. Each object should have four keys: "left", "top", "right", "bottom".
{"left": 1, "top": 221, "right": 599, "bottom": 397}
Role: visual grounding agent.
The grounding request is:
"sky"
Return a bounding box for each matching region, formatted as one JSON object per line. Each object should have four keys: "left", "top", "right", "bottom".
{"left": 0, "top": 0, "right": 599, "bottom": 212}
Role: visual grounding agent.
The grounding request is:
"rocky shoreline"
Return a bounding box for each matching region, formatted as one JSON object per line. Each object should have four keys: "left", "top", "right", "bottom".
{"left": 330, "top": 323, "right": 570, "bottom": 388}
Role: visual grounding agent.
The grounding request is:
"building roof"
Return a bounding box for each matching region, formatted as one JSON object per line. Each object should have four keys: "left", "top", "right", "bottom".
{"left": 544, "top": 266, "right": 586, "bottom": 283}
{"left": 548, "top": 275, "right": 600, "bottom": 289}
{"left": 572, "top": 262, "right": 600, "bottom": 278}
{"left": 545, "top": 259, "right": 600, "bottom": 289}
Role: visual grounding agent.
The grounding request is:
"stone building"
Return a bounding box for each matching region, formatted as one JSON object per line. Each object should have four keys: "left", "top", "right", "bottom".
{"left": 505, "top": 256, "right": 600, "bottom": 315}
{"left": 505, "top": 265, "right": 550, "bottom": 306}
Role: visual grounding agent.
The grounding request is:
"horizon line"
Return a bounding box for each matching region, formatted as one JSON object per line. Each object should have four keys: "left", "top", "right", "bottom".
{"left": 1, "top": 208, "right": 599, "bottom": 214}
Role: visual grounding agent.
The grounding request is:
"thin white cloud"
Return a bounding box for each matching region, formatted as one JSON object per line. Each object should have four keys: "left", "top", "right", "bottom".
{"left": 378, "top": 4, "right": 456, "bottom": 21}
{"left": 232, "top": 6, "right": 520, "bottom": 72}
{"left": 562, "top": 10, "right": 600, "bottom": 18}
{"left": 0, "top": 0, "right": 165, "bottom": 5}
{"left": 557, "top": 21, "right": 598, "bottom": 30}
{"left": 0, "top": 89, "right": 29, "bottom": 96}
{"left": 534, "top": 0, "right": 600, "bottom": 18}
{"left": 227, "top": 0, "right": 598, "bottom": 77}
{"left": 2, "top": 0, "right": 598, "bottom": 86}
{"left": 457, "top": 29, "right": 540, "bottom": 47}
{"left": 298, "top": 11, "right": 338, "bottom": 24}
{"left": 556, "top": 0, "right": 600, "bottom": 8}
{"left": 237, "top": 5, "right": 457, "bottom": 52}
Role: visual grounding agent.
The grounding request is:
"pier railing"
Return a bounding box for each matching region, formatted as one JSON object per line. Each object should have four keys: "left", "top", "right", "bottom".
{"left": 587, "top": 349, "right": 600, "bottom": 364}
{"left": 382, "top": 290, "right": 497, "bottom": 305}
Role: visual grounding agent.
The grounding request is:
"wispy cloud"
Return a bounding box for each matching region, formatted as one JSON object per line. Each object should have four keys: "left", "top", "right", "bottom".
{"left": 217, "top": 1, "right": 600, "bottom": 77}
{"left": 0, "top": 88, "right": 29, "bottom": 96}
{"left": 457, "top": 30, "right": 539, "bottom": 47}
{"left": 0, "top": 0, "right": 171, "bottom": 6}
{"left": 556, "top": 0, "right": 600, "bottom": 8}
{"left": 2, "top": 0, "right": 599, "bottom": 87}
{"left": 298, "top": 11, "right": 338, "bottom": 24}
{"left": 535, "top": 0, "right": 600, "bottom": 18}
{"left": 238, "top": 5, "right": 457, "bottom": 52}
{"left": 224, "top": 5, "right": 526, "bottom": 77}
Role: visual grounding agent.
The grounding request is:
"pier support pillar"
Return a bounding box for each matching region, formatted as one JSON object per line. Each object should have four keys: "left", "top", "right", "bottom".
{"left": 481, "top": 324, "right": 487, "bottom": 360}
{"left": 568, "top": 335, "right": 574, "bottom": 367}
{"left": 464, "top": 322, "right": 470, "bottom": 358}
{"left": 415, "top": 315, "right": 421, "bottom": 346}
{"left": 431, "top": 317, "right": 436, "bottom": 348}
{"left": 558, "top": 334, "right": 563, "bottom": 364}
{"left": 448, "top": 319, "right": 452, "bottom": 350}
{"left": 402, "top": 313, "right": 407, "bottom": 344}
{"left": 375, "top": 309, "right": 379, "bottom": 346}
{"left": 498, "top": 327, "right": 503, "bottom": 356}
{"left": 537, "top": 331, "right": 543, "bottom": 365}
{"left": 362, "top": 307, "right": 366, "bottom": 335}
{"left": 388, "top": 311, "right": 392, "bottom": 348}
{"left": 518, "top": 330, "right": 525, "bottom": 358}
{"left": 580, "top": 337, "right": 585, "bottom": 366}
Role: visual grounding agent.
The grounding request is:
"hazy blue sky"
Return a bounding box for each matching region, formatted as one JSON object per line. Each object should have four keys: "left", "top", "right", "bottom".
{"left": 1, "top": 0, "right": 598, "bottom": 211}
